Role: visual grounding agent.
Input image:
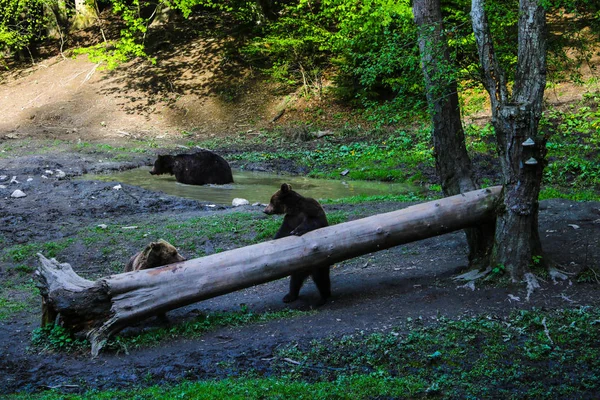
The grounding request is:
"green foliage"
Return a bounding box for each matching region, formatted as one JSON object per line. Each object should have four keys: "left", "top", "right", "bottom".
{"left": 0, "top": 279, "right": 40, "bottom": 320}
{"left": 13, "top": 307, "right": 600, "bottom": 398}
{"left": 31, "top": 324, "right": 87, "bottom": 351}
{"left": 242, "top": 0, "right": 426, "bottom": 123}
{"left": 228, "top": 129, "right": 435, "bottom": 183}
{"left": 541, "top": 93, "right": 600, "bottom": 189}
{"left": 0, "top": 0, "right": 49, "bottom": 56}
{"left": 112, "top": 306, "right": 313, "bottom": 350}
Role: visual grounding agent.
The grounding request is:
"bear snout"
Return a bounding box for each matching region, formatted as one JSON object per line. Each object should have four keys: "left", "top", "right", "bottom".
{"left": 263, "top": 204, "right": 274, "bottom": 215}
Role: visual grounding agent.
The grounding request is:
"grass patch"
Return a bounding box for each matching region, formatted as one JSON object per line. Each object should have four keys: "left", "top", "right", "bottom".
{"left": 0, "top": 279, "right": 38, "bottom": 320}
{"left": 1, "top": 211, "right": 352, "bottom": 275}
{"left": 269, "top": 307, "right": 600, "bottom": 398}
{"left": 217, "top": 129, "right": 436, "bottom": 183}
{"left": 14, "top": 307, "right": 600, "bottom": 398}
{"left": 30, "top": 306, "right": 314, "bottom": 354}
{"left": 539, "top": 186, "right": 600, "bottom": 201}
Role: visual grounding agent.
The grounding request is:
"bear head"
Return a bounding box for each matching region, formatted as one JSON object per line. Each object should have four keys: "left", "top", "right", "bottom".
{"left": 149, "top": 155, "right": 174, "bottom": 176}
{"left": 263, "top": 183, "right": 293, "bottom": 215}
{"left": 143, "top": 239, "right": 186, "bottom": 267}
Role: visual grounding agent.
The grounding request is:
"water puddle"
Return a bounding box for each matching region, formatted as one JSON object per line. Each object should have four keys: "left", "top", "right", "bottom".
{"left": 82, "top": 167, "right": 419, "bottom": 205}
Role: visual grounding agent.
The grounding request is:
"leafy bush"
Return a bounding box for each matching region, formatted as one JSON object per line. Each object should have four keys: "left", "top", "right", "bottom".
{"left": 0, "top": 0, "right": 49, "bottom": 57}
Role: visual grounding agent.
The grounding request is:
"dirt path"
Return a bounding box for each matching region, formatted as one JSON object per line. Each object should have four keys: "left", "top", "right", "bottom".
{"left": 1, "top": 145, "right": 599, "bottom": 394}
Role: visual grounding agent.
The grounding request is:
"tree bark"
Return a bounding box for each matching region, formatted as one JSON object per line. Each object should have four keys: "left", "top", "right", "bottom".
{"left": 71, "top": 0, "right": 97, "bottom": 30}
{"left": 413, "top": 0, "right": 495, "bottom": 267}
{"left": 36, "top": 186, "right": 502, "bottom": 356}
{"left": 471, "top": 0, "right": 547, "bottom": 280}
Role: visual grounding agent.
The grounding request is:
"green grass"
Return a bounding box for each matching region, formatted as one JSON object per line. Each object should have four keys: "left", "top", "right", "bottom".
{"left": 30, "top": 306, "right": 315, "bottom": 353}
{"left": 0, "top": 279, "right": 38, "bottom": 320}
{"left": 0, "top": 210, "right": 352, "bottom": 318}
{"left": 12, "top": 307, "right": 600, "bottom": 398}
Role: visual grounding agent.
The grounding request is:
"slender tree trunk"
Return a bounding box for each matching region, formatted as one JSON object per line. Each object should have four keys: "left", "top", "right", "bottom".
{"left": 413, "top": 0, "right": 495, "bottom": 267}
{"left": 71, "top": 0, "right": 97, "bottom": 30}
{"left": 471, "top": 0, "right": 547, "bottom": 280}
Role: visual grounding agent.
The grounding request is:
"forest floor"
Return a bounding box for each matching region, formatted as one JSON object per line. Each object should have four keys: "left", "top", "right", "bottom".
{"left": 1, "top": 35, "right": 600, "bottom": 395}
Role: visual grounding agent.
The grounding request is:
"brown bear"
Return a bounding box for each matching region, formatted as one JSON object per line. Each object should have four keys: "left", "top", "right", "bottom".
{"left": 124, "top": 239, "right": 186, "bottom": 272}
{"left": 149, "top": 149, "right": 234, "bottom": 185}
{"left": 263, "top": 183, "right": 331, "bottom": 306}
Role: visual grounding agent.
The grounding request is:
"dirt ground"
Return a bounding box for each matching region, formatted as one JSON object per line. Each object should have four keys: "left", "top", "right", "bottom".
{"left": 1, "top": 54, "right": 600, "bottom": 395}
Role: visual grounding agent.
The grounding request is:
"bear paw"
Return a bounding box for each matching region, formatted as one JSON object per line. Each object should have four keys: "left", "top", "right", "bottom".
{"left": 282, "top": 293, "right": 298, "bottom": 303}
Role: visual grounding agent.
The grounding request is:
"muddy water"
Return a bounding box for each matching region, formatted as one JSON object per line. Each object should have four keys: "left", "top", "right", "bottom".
{"left": 82, "top": 167, "right": 419, "bottom": 205}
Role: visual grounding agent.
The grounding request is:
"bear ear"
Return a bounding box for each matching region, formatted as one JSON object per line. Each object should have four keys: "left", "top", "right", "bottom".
{"left": 281, "top": 183, "right": 292, "bottom": 193}
{"left": 150, "top": 242, "right": 159, "bottom": 249}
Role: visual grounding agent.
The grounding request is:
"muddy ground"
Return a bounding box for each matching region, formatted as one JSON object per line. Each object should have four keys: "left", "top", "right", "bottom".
{"left": 1, "top": 145, "right": 599, "bottom": 395}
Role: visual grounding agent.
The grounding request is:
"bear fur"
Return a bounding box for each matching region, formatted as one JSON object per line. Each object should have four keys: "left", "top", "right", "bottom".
{"left": 124, "top": 239, "right": 186, "bottom": 273}
{"left": 263, "top": 183, "right": 331, "bottom": 305}
{"left": 150, "top": 149, "right": 234, "bottom": 185}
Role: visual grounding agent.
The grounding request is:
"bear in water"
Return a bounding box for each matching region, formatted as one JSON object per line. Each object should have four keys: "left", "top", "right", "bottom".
{"left": 150, "top": 149, "right": 233, "bottom": 185}
{"left": 263, "top": 183, "right": 331, "bottom": 306}
{"left": 124, "top": 239, "right": 186, "bottom": 272}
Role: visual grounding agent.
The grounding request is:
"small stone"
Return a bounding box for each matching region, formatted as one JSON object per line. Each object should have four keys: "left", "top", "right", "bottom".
{"left": 10, "top": 176, "right": 19, "bottom": 184}
{"left": 232, "top": 198, "right": 250, "bottom": 207}
{"left": 11, "top": 189, "right": 26, "bottom": 198}
{"left": 44, "top": 170, "right": 53, "bottom": 175}
{"left": 97, "top": 224, "right": 108, "bottom": 229}
{"left": 113, "top": 184, "right": 122, "bottom": 190}
{"left": 340, "top": 169, "right": 350, "bottom": 176}
{"left": 0, "top": 175, "right": 7, "bottom": 181}
{"left": 55, "top": 169, "right": 66, "bottom": 179}
{"left": 0, "top": 185, "right": 6, "bottom": 189}
{"left": 121, "top": 226, "right": 138, "bottom": 230}
{"left": 27, "top": 177, "right": 33, "bottom": 182}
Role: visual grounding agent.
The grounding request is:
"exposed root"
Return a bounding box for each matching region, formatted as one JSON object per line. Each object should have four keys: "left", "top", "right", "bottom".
{"left": 524, "top": 272, "right": 541, "bottom": 301}
{"left": 548, "top": 267, "right": 573, "bottom": 283}
{"left": 452, "top": 267, "right": 492, "bottom": 282}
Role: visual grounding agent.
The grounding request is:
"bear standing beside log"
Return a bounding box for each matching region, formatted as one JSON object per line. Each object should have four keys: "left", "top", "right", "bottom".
{"left": 264, "top": 183, "right": 332, "bottom": 306}
{"left": 150, "top": 149, "right": 234, "bottom": 185}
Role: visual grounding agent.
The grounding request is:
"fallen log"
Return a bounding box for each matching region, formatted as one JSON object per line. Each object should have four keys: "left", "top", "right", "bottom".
{"left": 36, "top": 186, "right": 502, "bottom": 356}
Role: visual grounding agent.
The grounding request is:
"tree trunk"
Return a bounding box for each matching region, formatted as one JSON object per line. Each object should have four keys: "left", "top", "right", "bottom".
{"left": 412, "top": 0, "right": 495, "bottom": 267}
{"left": 71, "top": 0, "right": 97, "bottom": 30}
{"left": 36, "top": 187, "right": 502, "bottom": 356}
{"left": 471, "top": 0, "right": 547, "bottom": 280}
{"left": 44, "top": 0, "right": 69, "bottom": 39}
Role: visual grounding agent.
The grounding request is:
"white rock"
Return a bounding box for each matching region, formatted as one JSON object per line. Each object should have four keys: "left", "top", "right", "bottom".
{"left": 97, "top": 224, "right": 108, "bottom": 229}
{"left": 232, "top": 198, "right": 250, "bottom": 207}
{"left": 0, "top": 185, "right": 6, "bottom": 189}
{"left": 113, "top": 184, "right": 122, "bottom": 190}
{"left": 11, "top": 189, "right": 26, "bottom": 198}
{"left": 10, "top": 176, "right": 19, "bottom": 184}
{"left": 27, "top": 177, "right": 33, "bottom": 182}
{"left": 0, "top": 175, "right": 7, "bottom": 181}
{"left": 44, "top": 170, "right": 54, "bottom": 175}
{"left": 55, "top": 169, "right": 66, "bottom": 179}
